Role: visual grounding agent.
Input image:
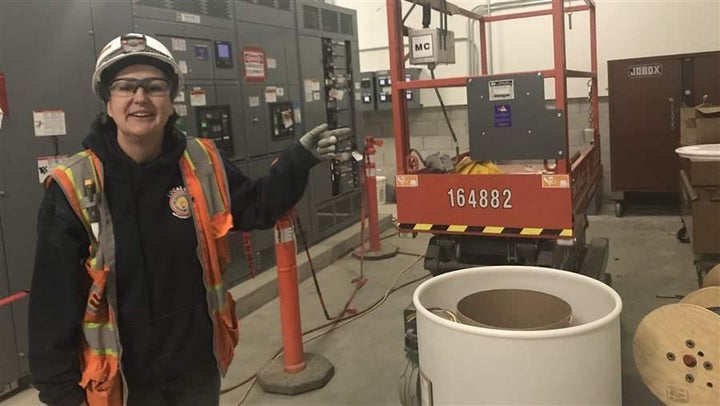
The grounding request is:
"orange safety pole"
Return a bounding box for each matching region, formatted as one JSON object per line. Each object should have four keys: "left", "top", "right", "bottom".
{"left": 274, "top": 215, "right": 306, "bottom": 373}
{"left": 364, "top": 136, "right": 383, "bottom": 252}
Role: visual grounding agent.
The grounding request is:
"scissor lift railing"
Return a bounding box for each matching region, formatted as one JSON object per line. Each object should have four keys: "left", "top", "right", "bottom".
{"left": 386, "top": 0, "right": 602, "bottom": 242}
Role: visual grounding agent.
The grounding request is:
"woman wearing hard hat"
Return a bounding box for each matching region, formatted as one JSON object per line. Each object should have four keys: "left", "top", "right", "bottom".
{"left": 28, "top": 33, "right": 349, "bottom": 406}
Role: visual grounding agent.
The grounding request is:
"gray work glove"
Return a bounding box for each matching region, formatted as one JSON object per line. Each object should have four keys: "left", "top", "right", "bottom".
{"left": 299, "top": 124, "right": 352, "bottom": 161}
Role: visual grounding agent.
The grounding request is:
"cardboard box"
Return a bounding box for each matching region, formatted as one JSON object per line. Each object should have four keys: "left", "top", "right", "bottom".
{"left": 691, "top": 187, "right": 720, "bottom": 255}
{"left": 680, "top": 158, "right": 720, "bottom": 186}
{"left": 680, "top": 104, "right": 720, "bottom": 146}
{"left": 680, "top": 169, "right": 720, "bottom": 255}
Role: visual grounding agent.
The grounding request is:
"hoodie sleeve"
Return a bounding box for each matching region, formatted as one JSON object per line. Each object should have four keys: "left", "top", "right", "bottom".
{"left": 225, "top": 141, "right": 319, "bottom": 231}
{"left": 28, "top": 181, "right": 89, "bottom": 406}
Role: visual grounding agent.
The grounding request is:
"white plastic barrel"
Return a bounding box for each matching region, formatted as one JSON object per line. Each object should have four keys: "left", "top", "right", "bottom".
{"left": 375, "top": 175, "right": 387, "bottom": 205}
{"left": 413, "top": 266, "right": 622, "bottom": 405}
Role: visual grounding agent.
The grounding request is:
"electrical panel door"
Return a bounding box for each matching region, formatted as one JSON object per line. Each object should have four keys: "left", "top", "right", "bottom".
{"left": 0, "top": 0, "right": 98, "bottom": 390}
{"left": 296, "top": 0, "right": 363, "bottom": 241}
{"left": 236, "top": 21, "right": 300, "bottom": 157}
{"left": 359, "top": 72, "right": 376, "bottom": 111}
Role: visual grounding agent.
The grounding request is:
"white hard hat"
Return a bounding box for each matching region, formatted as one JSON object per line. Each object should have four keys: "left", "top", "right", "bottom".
{"left": 92, "top": 33, "right": 183, "bottom": 100}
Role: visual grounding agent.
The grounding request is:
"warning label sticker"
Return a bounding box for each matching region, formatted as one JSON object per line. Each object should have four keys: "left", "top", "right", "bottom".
{"left": 542, "top": 174, "right": 570, "bottom": 188}
{"left": 33, "top": 110, "right": 67, "bottom": 137}
{"left": 243, "top": 47, "right": 267, "bottom": 82}
{"left": 396, "top": 175, "right": 419, "bottom": 188}
{"left": 489, "top": 79, "right": 515, "bottom": 101}
{"left": 494, "top": 104, "right": 512, "bottom": 128}
{"left": 37, "top": 155, "right": 67, "bottom": 183}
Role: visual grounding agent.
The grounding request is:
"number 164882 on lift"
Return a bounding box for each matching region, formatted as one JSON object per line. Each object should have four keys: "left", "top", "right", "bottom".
{"left": 447, "top": 188, "right": 513, "bottom": 209}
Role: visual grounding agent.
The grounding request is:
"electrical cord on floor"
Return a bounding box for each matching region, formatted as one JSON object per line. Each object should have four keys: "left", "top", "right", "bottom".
{"left": 292, "top": 210, "right": 335, "bottom": 321}
{"left": 291, "top": 157, "right": 373, "bottom": 321}
{"left": 429, "top": 66, "right": 460, "bottom": 160}
{"left": 302, "top": 255, "right": 426, "bottom": 345}
{"left": 226, "top": 254, "right": 428, "bottom": 405}
{"left": 233, "top": 377, "right": 257, "bottom": 406}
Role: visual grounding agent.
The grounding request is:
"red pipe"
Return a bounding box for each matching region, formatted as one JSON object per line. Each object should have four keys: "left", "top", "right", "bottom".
{"left": 242, "top": 232, "right": 256, "bottom": 278}
{"left": 551, "top": 0, "right": 569, "bottom": 175}
{"left": 590, "top": 5, "right": 600, "bottom": 146}
{"left": 274, "top": 215, "right": 306, "bottom": 373}
{"left": 479, "top": 21, "right": 488, "bottom": 75}
{"left": 0, "top": 291, "right": 28, "bottom": 307}
{"left": 386, "top": 0, "right": 410, "bottom": 175}
{"left": 395, "top": 69, "right": 556, "bottom": 91}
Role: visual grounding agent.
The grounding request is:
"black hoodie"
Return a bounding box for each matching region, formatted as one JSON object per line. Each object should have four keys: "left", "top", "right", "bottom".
{"left": 28, "top": 114, "right": 319, "bottom": 406}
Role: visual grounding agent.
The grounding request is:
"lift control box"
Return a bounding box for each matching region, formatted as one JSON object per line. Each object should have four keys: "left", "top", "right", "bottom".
{"left": 409, "top": 28, "right": 455, "bottom": 66}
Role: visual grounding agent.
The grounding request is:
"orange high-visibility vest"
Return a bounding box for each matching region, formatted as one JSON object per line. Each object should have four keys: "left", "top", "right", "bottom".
{"left": 48, "top": 138, "right": 238, "bottom": 405}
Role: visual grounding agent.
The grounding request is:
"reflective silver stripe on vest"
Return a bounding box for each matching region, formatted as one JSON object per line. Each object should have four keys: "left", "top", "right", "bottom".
{"left": 206, "top": 284, "right": 226, "bottom": 312}
{"left": 82, "top": 322, "right": 120, "bottom": 355}
{"left": 51, "top": 153, "right": 121, "bottom": 354}
{"left": 184, "top": 139, "right": 228, "bottom": 217}
{"left": 51, "top": 153, "right": 100, "bottom": 247}
{"left": 181, "top": 139, "right": 233, "bottom": 375}
{"left": 184, "top": 139, "right": 230, "bottom": 313}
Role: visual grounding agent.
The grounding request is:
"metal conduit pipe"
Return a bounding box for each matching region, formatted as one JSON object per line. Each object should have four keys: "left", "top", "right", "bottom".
{"left": 467, "top": 2, "right": 490, "bottom": 76}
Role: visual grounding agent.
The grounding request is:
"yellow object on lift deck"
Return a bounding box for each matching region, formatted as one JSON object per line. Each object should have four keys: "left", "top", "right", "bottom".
{"left": 453, "top": 156, "right": 503, "bottom": 175}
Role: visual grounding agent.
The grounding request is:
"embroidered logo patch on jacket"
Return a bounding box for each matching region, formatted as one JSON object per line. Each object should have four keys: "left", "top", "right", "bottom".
{"left": 168, "top": 186, "right": 191, "bottom": 219}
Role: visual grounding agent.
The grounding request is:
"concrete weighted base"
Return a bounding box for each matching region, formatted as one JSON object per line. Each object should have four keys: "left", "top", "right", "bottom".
{"left": 256, "top": 353, "right": 334, "bottom": 395}
{"left": 351, "top": 243, "right": 398, "bottom": 261}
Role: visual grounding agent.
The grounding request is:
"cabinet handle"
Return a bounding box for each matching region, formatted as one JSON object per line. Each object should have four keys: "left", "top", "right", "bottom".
{"left": 668, "top": 97, "right": 676, "bottom": 132}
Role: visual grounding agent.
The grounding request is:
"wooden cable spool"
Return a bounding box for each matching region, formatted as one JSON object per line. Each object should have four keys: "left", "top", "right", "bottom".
{"left": 634, "top": 301, "right": 720, "bottom": 405}
{"left": 703, "top": 264, "right": 720, "bottom": 288}
{"left": 681, "top": 286, "right": 720, "bottom": 309}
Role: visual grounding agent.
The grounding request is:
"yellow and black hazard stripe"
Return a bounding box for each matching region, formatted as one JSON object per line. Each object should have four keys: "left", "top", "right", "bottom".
{"left": 398, "top": 223, "right": 572, "bottom": 237}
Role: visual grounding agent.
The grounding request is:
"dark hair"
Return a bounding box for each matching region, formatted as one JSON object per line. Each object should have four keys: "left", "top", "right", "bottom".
{"left": 99, "top": 55, "right": 179, "bottom": 101}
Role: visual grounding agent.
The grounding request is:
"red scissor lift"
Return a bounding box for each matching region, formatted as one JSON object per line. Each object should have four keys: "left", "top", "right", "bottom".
{"left": 386, "top": 0, "right": 608, "bottom": 279}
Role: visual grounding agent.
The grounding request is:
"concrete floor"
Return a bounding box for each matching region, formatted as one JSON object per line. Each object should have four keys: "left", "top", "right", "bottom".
{"left": 1, "top": 203, "right": 702, "bottom": 406}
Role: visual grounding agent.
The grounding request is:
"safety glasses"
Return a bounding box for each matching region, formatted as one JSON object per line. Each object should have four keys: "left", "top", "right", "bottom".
{"left": 109, "top": 77, "right": 170, "bottom": 98}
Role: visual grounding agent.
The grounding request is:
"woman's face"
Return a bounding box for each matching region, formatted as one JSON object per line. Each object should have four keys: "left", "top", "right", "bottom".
{"left": 106, "top": 64, "right": 174, "bottom": 141}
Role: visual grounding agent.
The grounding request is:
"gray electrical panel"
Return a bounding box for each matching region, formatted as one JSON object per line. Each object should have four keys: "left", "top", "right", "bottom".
{"left": 235, "top": 0, "right": 299, "bottom": 157}
{"left": 405, "top": 67, "right": 423, "bottom": 108}
{"left": 296, "top": 0, "right": 363, "bottom": 241}
{"left": 0, "top": 0, "right": 99, "bottom": 392}
{"left": 375, "top": 68, "right": 423, "bottom": 111}
{"left": 232, "top": 0, "right": 313, "bottom": 281}
{"left": 467, "top": 72, "right": 565, "bottom": 161}
{"left": 359, "top": 72, "right": 377, "bottom": 111}
{"left": 375, "top": 70, "right": 393, "bottom": 110}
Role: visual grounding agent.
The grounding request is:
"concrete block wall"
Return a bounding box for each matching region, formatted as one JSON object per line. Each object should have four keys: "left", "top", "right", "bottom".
{"left": 362, "top": 97, "right": 611, "bottom": 202}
